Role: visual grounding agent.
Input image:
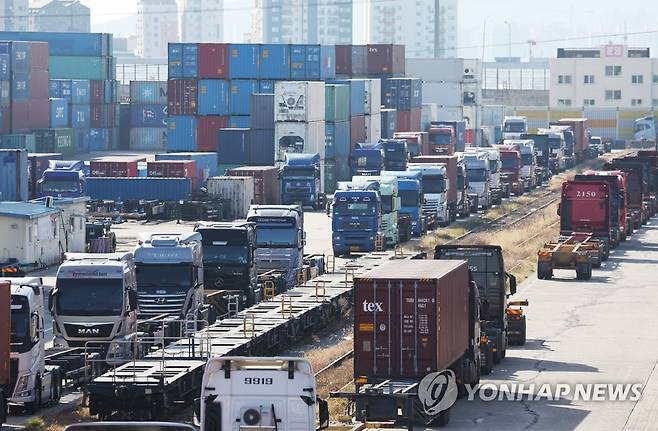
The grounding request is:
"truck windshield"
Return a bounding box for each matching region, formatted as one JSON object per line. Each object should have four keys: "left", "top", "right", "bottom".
{"left": 430, "top": 134, "right": 452, "bottom": 145}
{"left": 423, "top": 176, "right": 446, "bottom": 194}
{"left": 56, "top": 279, "right": 124, "bottom": 316}
{"left": 468, "top": 169, "right": 487, "bottom": 182}
{"left": 385, "top": 150, "right": 406, "bottom": 161}
{"left": 136, "top": 265, "right": 193, "bottom": 293}
{"left": 548, "top": 138, "right": 562, "bottom": 149}
{"left": 504, "top": 122, "right": 526, "bottom": 133}
{"left": 334, "top": 201, "right": 378, "bottom": 216}
{"left": 283, "top": 167, "right": 315, "bottom": 177}
{"left": 10, "top": 296, "right": 30, "bottom": 348}
{"left": 203, "top": 245, "right": 249, "bottom": 264}
{"left": 41, "top": 179, "right": 79, "bottom": 193}
{"left": 521, "top": 154, "right": 533, "bottom": 166}
{"left": 255, "top": 228, "right": 298, "bottom": 247}
{"left": 501, "top": 157, "right": 518, "bottom": 170}
{"left": 399, "top": 190, "right": 418, "bottom": 207}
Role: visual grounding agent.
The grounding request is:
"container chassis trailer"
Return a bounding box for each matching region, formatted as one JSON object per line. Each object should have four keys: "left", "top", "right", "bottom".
{"left": 537, "top": 233, "right": 603, "bottom": 280}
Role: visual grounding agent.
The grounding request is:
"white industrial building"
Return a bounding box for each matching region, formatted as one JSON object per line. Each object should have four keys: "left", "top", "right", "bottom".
{"left": 136, "top": 0, "right": 179, "bottom": 59}
{"left": 181, "top": 0, "right": 223, "bottom": 43}
{"left": 0, "top": 202, "right": 63, "bottom": 267}
{"left": 550, "top": 45, "right": 658, "bottom": 108}
{"left": 367, "top": 0, "right": 458, "bottom": 59}
{"left": 31, "top": 197, "right": 89, "bottom": 254}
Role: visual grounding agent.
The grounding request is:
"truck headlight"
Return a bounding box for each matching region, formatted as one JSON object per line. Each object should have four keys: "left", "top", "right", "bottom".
{"left": 15, "top": 375, "right": 30, "bottom": 393}
{"left": 369, "top": 235, "right": 375, "bottom": 241}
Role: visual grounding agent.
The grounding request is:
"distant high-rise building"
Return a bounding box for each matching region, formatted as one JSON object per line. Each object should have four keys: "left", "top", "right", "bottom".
{"left": 136, "top": 0, "right": 179, "bottom": 59}
{"left": 1, "top": 0, "right": 29, "bottom": 31}
{"left": 30, "top": 0, "right": 90, "bottom": 33}
{"left": 367, "top": 0, "right": 458, "bottom": 59}
{"left": 260, "top": 0, "right": 352, "bottom": 45}
{"left": 181, "top": 0, "right": 223, "bottom": 43}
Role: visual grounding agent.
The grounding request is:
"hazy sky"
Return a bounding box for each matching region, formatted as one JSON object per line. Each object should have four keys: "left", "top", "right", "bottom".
{"left": 80, "top": 0, "right": 658, "bottom": 59}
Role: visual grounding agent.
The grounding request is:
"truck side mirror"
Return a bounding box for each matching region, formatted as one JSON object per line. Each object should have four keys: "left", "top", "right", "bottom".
{"left": 317, "top": 397, "right": 330, "bottom": 430}
{"left": 506, "top": 273, "right": 517, "bottom": 296}
{"left": 48, "top": 289, "right": 55, "bottom": 312}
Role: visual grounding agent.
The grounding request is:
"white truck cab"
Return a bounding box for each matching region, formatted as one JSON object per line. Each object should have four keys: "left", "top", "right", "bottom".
{"left": 461, "top": 150, "right": 492, "bottom": 209}
{"left": 199, "top": 357, "right": 329, "bottom": 431}
{"left": 504, "top": 139, "right": 537, "bottom": 190}
{"left": 503, "top": 116, "right": 528, "bottom": 140}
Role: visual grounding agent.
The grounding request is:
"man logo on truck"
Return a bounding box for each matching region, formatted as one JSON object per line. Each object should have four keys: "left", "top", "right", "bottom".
{"left": 418, "top": 370, "right": 458, "bottom": 415}
{"left": 362, "top": 301, "right": 383, "bottom": 312}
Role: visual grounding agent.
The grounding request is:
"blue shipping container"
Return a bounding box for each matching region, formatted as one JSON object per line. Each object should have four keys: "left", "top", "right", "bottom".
{"left": 130, "top": 81, "right": 167, "bottom": 104}
{"left": 290, "top": 45, "right": 306, "bottom": 80}
{"left": 129, "top": 104, "right": 167, "bottom": 128}
{"left": 249, "top": 129, "right": 275, "bottom": 166}
{"left": 197, "top": 79, "right": 229, "bottom": 116}
{"left": 0, "top": 32, "right": 110, "bottom": 56}
{"left": 74, "top": 129, "right": 89, "bottom": 153}
{"left": 259, "top": 44, "right": 290, "bottom": 79}
{"left": 320, "top": 45, "right": 336, "bottom": 80}
{"left": 325, "top": 121, "right": 350, "bottom": 159}
{"left": 48, "top": 80, "right": 60, "bottom": 98}
{"left": 9, "top": 41, "right": 30, "bottom": 71}
{"left": 329, "top": 79, "right": 366, "bottom": 116}
{"left": 56, "top": 79, "right": 72, "bottom": 101}
{"left": 11, "top": 71, "right": 29, "bottom": 101}
{"left": 0, "top": 53, "right": 10, "bottom": 80}
{"left": 229, "top": 44, "right": 260, "bottom": 79}
{"left": 250, "top": 93, "right": 275, "bottom": 130}
{"left": 0, "top": 148, "right": 28, "bottom": 201}
{"left": 155, "top": 152, "right": 218, "bottom": 185}
{"left": 217, "top": 128, "right": 250, "bottom": 164}
{"left": 50, "top": 98, "right": 69, "bottom": 128}
{"left": 305, "top": 45, "right": 321, "bottom": 80}
{"left": 380, "top": 109, "right": 397, "bottom": 139}
{"left": 87, "top": 177, "right": 192, "bottom": 201}
{"left": 71, "top": 80, "right": 90, "bottom": 104}
{"left": 182, "top": 43, "right": 198, "bottom": 78}
{"left": 229, "top": 79, "right": 258, "bottom": 116}
{"left": 228, "top": 116, "right": 250, "bottom": 128}
{"left": 259, "top": 80, "right": 274, "bottom": 93}
{"left": 167, "top": 115, "right": 197, "bottom": 152}
{"left": 71, "top": 104, "right": 91, "bottom": 129}
{"left": 89, "top": 128, "right": 109, "bottom": 151}
{"left": 0, "top": 134, "right": 36, "bottom": 152}
{"left": 168, "top": 43, "right": 183, "bottom": 78}
{"left": 382, "top": 78, "right": 423, "bottom": 110}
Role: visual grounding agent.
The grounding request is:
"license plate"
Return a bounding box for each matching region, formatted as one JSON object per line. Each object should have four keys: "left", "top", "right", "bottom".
{"left": 350, "top": 246, "right": 361, "bottom": 252}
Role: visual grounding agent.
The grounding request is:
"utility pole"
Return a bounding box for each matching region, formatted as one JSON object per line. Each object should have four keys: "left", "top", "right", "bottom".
{"left": 504, "top": 21, "right": 512, "bottom": 93}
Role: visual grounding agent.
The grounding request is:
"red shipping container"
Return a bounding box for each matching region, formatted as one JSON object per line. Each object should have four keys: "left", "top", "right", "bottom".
{"left": 90, "top": 80, "right": 105, "bottom": 104}
{"left": 29, "top": 42, "right": 49, "bottom": 70}
{"left": 12, "top": 99, "right": 49, "bottom": 132}
{"left": 147, "top": 160, "right": 198, "bottom": 190}
{"left": 29, "top": 69, "right": 49, "bottom": 99}
{"left": 354, "top": 260, "right": 470, "bottom": 379}
{"left": 226, "top": 166, "right": 280, "bottom": 205}
{"left": 396, "top": 108, "right": 422, "bottom": 133}
{"left": 90, "top": 104, "right": 109, "bottom": 128}
{"left": 335, "top": 45, "right": 352, "bottom": 76}
{"left": 367, "top": 44, "right": 405, "bottom": 76}
{"left": 168, "top": 79, "right": 198, "bottom": 115}
{"left": 465, "top": 129, "right": 475, "bottom": 145}
{"left": 198, "top": 43, "right": 230, "bottom": 79}
{"left": 90, "top": 159, "right": 139, "bottom": 177}
{"left": 197, "top": 116, "right": 228, "bottom": 152}
{"left": 410, "top": 155, "right": 458, "bottom": 205}
{"left": 350, "top": 115, "right": 366, "bottom": 149}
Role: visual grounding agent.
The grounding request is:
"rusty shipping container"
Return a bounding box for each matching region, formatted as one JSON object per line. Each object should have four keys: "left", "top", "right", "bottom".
{"left": 396, "top": 108, "right": 422, "bottom": 133}
{"left": 411, "top": 155, "right": 458, "bottom": 205}
{"left": 350, "top": 115, "right": 366, "bottom": 149}
{"left": 367, "top": 44, "right": 405, "bottom": 77}
{"left": 197, "top": 116, "right": 228, "bottom": 152}
{"left": 354, "top": 260, "right": 470, "bottom": 379}
{"left": 167, "top": 79, "right": 198, "bottom": 115}
{"left": 90, "top": 157, "right": 141, "bottom": 177}
{"left": 335, "top": 45, "right": 352, "bottom": 76}
{"left": 147, "top": 160, "right": 198, "bottom": 190}
{"left": 198, "top": 43, "right": 230, "bottom": 79}
{"left": 226, "top": 166, "right": 280, "bottom": 205}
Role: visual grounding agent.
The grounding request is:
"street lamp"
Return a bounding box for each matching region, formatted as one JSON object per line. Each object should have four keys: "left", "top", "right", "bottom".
{"left": 504, "top": 21, "right": 512, "bottom": 92}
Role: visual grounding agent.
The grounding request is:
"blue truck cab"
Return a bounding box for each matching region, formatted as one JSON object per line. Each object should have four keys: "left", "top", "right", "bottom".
{"left": 279, "top": 153, "right": 324, "bottom": 210}
{"left": 379, "top": 139, "right": 409, "bottom": 171}
{"left": 381, "top": 170, "right": 425, "bottom": 237}
{"left": 38, "top": 160, "right": 88, "bottom": 198}
{"left": 350, "top": 143, "right": 385, "bottom": 177}
{"left": 331, "top": 183, "right": 382, "bottom": 256}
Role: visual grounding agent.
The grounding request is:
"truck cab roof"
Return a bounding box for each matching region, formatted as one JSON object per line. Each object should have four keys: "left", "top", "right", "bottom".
{"left": 195, "top": 221, "right": 255, "bottom": 231}
{"left": 407, "top": 163, "right": 447, "bottom": 174}
{"left": 283, "top": 153, "right": 320, "bottom": 166}
{"left": 58, "top": 252, "right": 133, "bottom": 278}
{"left": 380, "top": 170, "right": 422, "bottom": 180}
{"left": 247, "top": 205, "right": 303, "bottom": 219}
{"left": 1, "top": 277, "right": 43, "bottom": 299}
{"left": 133, "top": 233, "right": 202, "bottom": 265}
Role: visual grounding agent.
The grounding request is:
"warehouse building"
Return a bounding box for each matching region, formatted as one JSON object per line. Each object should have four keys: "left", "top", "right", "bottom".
{"left": 30, "top": 197, "right": 89, "bottom": 254}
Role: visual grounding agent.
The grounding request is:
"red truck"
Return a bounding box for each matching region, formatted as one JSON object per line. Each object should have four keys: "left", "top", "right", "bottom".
{"left": 605, "top": 158, "right": 651, "bottom": 226}
{"left": 393, "top": 131, "right": 428, "bottom": 157}
{"left": 411, "top": 155, "right": 460, "bottom": 221}
{"left": 427, "top": 126, "right": 456, "bottom": 155}
{"left": 559, "top": 180, "right": 613, "bottom": 257}
{"left": 551, "top": 118, "right": 590, "bottom": 164}
{"left": 349, "top": 260, "right": 481, "bottom": 427}
{"left": 575, "top": 170, "right": 631, "bottom": 245}
{"left": 494, "top": 145, "right": 523, "bottom": 196}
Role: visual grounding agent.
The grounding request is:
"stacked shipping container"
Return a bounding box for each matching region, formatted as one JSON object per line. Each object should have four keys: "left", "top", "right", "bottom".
{"left": 382, "top": 78, "right": 423, "bottom": 133}
{"left": 129, "top": 81, "right": 167, "bottom": 150}
{"left": 324, "top": 84, "right": 350, "bottom": 191}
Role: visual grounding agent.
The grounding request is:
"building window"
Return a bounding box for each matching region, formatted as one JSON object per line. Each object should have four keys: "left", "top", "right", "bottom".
{"left": 605, "top": 90, "right": 622, "bottom": 100}
{"left": 632, "top": 74, "right": 644, "bottom": 84}
{"left": 605, "top": 65, "right": 622, "bottom": 76}
{"left": 584, "top": 75, "right": 595, "bottom": 84}
{"left": 584, "top": 99, "right": 596, "bottom": 106}
{"left": 558, "top": 75, "right": 572, "bottom": 84}
{"left": 632, "top": 99, "right": 643, "bottom": 106}
{"left": 557, "top": 99, "right": 572, "bottom": 106}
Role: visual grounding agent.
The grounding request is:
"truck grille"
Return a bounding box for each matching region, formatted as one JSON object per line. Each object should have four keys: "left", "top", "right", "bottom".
{"left": 285, "top": 187, "right": 311, "bottom": 194}
{"left": 63, "top": 323, "right": 115, "bottom": 339}
{"left": 138, "top": 293, "right": 187, "bottom": 316}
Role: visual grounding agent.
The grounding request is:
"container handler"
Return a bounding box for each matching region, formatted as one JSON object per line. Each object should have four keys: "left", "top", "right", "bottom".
{"left": 537, "top": 233, "right": 603, "bottom": 280}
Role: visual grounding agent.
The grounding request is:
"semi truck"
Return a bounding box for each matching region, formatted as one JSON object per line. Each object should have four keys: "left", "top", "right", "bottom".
{"left": 431, "top": 120, "right": 466, "bottom": 152}
{"left": 495, "top": 146, "right": 524, "bottom": 196}
{"left": 634, "top": 115, "right": 657, "bottom": 143}
{"left": 50, "top": 253, "right": 140, "bottom": 361}
{"left": 199, "top": 357, "right": 329, "bottom": 431}
{"left": 331, "top": 184, "right": 382, "bottom": 256}
{"left": 349, "top": 143, "right": 385, "bottom": 177}
{"left": 550, "top": 118, "right": 590, "bottom": 164}
{"left": 334, "top": 260, "right": 482, "bottom": 427}
{"left": 352, "top": 176, "right": 400, "bottom": 248}
{"left": 576, "top": 171, "right": 630, "bottom": 243}
{"left": 378, "top": 139, "right": 409, "bottom": 171}
{"left": 393, "top": 131, "right": 427, "bottom": 157}
{"left": 380, "top": 170, "right": 425, "bottom": 237}
{"left": 246, "top": 205, "right": 305, "bottom": 289}
{"left": 462, "top": 150, "right": 492, "bottom": 209}
{"left": 280, "top": 153, "right": 324, "bottom": 210}
{"left": 428, "top": 124, "right": 456, "bottom": 155}
{"left": 133, "top": 233, "right": 206, "bottom": 323}
{"left": 516, "top": 139, "right": 539, "bottom": 189}
{"left": 38, "top": 160, "right": 88, "bottom": 198}
{"left": 502, "top": 116, "right": 528, "bottom": 140}
{"left": 412, "top": 155, "right": 464, "bottom": 220}
{"left": 408, "top": 161, "right": 451, "bottom": 226}
{"left": 482, "top": 147, "right": 509, "bottom": 202}
{"left": 194, "top": 222, "right": 258, "bottom": 311}
{"left": 605, "top": 158, "right": 652, "bottom": 225}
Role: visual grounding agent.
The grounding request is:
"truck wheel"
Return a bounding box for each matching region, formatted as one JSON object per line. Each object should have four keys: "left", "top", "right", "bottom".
{"left": 26, "top": 379, "right": 42, "bottom": 413}
{"left": 585, "top": 265, "right": 593, "bottom": 281}
{"left": 519, "top": 316, "right": 527, "bottom": 345}
{"left": 51, "top": 372, "right": 62, "bottom": 402}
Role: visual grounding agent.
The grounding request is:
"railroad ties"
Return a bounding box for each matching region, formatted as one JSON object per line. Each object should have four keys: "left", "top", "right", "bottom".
{"left": 86, "top": 250, "right": 419, "bottom": 420}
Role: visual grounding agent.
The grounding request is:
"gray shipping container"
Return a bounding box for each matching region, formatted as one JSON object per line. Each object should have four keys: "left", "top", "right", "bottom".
{"left": 206, "top": 176, "right": 255, "bottom": 220}
{"left": 1, "top": 149, "right": 33, "bottom": 201}
{"left": 250, "top": 93, "right": 275, "bottom": 130}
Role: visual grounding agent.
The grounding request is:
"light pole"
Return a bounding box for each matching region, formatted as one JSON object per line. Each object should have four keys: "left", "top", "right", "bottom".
{"left": 504, "top": 21, "right": 512, "bottom": 91}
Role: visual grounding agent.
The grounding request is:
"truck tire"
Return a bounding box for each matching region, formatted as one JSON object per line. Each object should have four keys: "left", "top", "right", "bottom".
{"left": 585, "top": 264, "right": 593, "bottom": 281}
{"left": 51, "top": 372, "right": 62, "bottom": 402}
{"left": 436, "top": 408, "right": 450, "bottom": 427}
{"left": 519, "top": 316, "right": 527, "bottom": 345}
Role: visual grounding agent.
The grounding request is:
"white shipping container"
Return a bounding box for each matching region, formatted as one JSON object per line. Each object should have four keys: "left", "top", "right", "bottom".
{"left": 365, "top": 113, "right": 381, "bottom": 142}
{"left": 422, "top": 103, "right": 438, "bottom": 130}
{"left": 364, "top": 78, "right": 381, "bottom": 115}
{"left": 274, "top": 120, "right": 326, "bottom": 162}
{"left": 481, "top": 105, "right": 506, "bottom": 127}
{"left": 275, "top": 81, "right": 325, "bottom": 123}
{"left": 437, "top": 106, "right": 464, "bottom": 122}
{"left": 406, "top": 58, "right": 481, "bottom": 82}
{"left": 423, "top": 82, "right": 462, "bottom": 107}
{"left": 206, "top": 176, "right": 255, "bottom": 220}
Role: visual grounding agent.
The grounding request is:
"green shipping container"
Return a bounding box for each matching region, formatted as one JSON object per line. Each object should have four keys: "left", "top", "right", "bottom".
{"left": 324, "top": 159, "right": 337, "bottom": 194}
{"left": 325, "top": 84, "right": 350, "bottom": 123}
{"left": 35, "top": 128, "right": 75, "bottom": 158}
{"left": 49, "top": 56, "right": 109, "bottom": 80}
{"left": 0, "top": 134, "right": 36, "bottom": 152}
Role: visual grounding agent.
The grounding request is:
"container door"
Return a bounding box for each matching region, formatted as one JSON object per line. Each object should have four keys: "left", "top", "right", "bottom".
{"left": 398, "top": 280, "right": 436, "bottom": 378}
{"left": 355, "top": 280, "right": 395, "bottom": 378}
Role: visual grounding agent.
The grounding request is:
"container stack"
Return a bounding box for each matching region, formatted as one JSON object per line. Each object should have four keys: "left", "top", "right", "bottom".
{"left": 380, "top": 108, "right": 397, "bottom": 139}
{"left": 328, "top": 79, "right": 366, "bottom": 149}
{"left": 363, "top": 79, "right": 382, "bottom": 142}
{"left": 324, "top": 84, "right": 350, "bottom": 191}
{"left": 382, "top": 78, "right": 423, "bottom": 133}
{"left": 129, "top": 81, "right": 167, "bottom": 151}
{"left": 249, "top": 92, "right": 275, "bottom": 165}
{"left": 167, "top": 43, "right": 200, "bottom": 152}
